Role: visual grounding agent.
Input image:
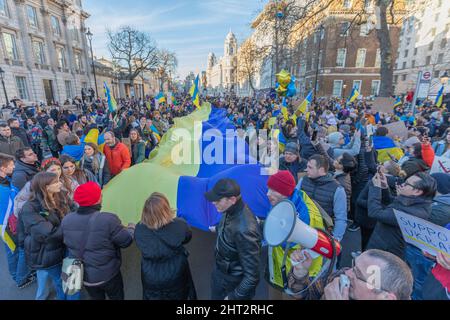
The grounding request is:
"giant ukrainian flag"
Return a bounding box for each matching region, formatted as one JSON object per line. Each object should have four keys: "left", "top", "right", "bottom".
{"left": 102, "top": 103, "right": 271, "bottom": 230}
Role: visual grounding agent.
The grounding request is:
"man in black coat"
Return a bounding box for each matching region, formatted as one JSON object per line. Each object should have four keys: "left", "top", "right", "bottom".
{"left": 366, "top": 171, "right": 437, "bottom": 259}
{"left": 61, "top": 182, "right": 134, "bottom": 300}
{"left": 205, "top": 179, "right": 262, "bottom": 300}
{"left": 11, "top": 147, "right": 39, "bottom": 191}
{"left": 7, "top": 118, "right": 30, "bottom": 147}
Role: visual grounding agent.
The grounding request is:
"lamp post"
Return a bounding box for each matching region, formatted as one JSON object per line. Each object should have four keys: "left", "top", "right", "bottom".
{"left": 0, "top": 67, "right": 9, "bottom": 108}
{"left": 86, "top": 28, "right": 99, "bottom": 100}
{"left": 343, "top": 84, "right": 347, "bottom": 99}
{"left": 313, "top": 24, "right": 325, "bottom": 102}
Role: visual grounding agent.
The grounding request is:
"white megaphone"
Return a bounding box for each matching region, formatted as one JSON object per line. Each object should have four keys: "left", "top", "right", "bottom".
{"left": 264, "top": 200, "right": 341, "bottom": 259}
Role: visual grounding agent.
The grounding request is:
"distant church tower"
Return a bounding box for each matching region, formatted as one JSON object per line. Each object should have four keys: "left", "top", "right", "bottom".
{"left": 224, "top": 30, "right": 237, "bottom": 57}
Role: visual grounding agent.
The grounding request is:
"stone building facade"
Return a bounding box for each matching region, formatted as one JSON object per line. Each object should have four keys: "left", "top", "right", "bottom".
{"left": 205, "top": 31, "right": 238, "bottom": 95}
{"left": 0, "top": 0, "right": 92, "bottom": 106}
{"left": 394, "top": 0, "right": 450, "bottom": 98}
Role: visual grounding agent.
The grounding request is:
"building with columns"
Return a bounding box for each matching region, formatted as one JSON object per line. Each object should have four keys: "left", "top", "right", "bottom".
{"left": 0, "top": 0, "right": 93, "bottom": 106}
{"left": 205, "top": 31, "right": 238, "bottom": 95}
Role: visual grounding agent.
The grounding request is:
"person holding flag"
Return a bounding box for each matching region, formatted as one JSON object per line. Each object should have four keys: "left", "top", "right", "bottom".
{"left": 347, "top": 87, "right": 360, "bottom": 105}
{"left": 189, "top": 75, "right": 201, "bottom": 109}
{"left": 435, "top": 86, "right": 444, "bottom": 108}
{"left": 103, "top": 82, "right": 117, "bottom": 113}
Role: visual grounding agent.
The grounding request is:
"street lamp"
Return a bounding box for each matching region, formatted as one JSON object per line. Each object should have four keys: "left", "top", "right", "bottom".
{"left": 86, "top": 28, "right": 99, "bottom": 100}
{"left": 313, "top": 24, "right": 325, "bottom": 102}
{"left": 343, "top": 84, "right": 347, "bottom": 99}
{"left": 0, "top": 67, "right": 9, "bottom": 108}
{"left": 440, "top": 71, "right": 449, "bottom": 85}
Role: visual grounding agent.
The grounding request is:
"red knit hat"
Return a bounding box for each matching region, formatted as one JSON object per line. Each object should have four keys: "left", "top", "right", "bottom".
{"left": 267, "top": 171, "right": 296, "bottom": 197}
{"left": 74, "top": 182, "right": 102, "bottom": 207}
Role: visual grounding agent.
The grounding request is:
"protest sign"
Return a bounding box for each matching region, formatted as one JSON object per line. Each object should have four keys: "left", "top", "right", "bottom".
{"left": 394, "top": 209, "right": 450, "bottom": 257}
{"left": 372, "top": 97, "right": 396, "bottom": 114}
{"left": 430, "top": 156, "right": 450, "bottom": 174}
{"left": 384, "top": 121, "right": 408, "bottom": 141}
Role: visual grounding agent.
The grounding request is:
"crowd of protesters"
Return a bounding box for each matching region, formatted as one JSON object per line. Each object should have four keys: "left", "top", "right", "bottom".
{"left": 0, "top": 90, "right": 449, "bottom": 301}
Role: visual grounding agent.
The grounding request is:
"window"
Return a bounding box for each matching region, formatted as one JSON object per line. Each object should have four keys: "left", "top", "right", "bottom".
{"left": 394, "top": 75, "right": 398, "bottom": 84}
{"left": 0, "top": 0, "right": 8, "bottom": 17}
{"left": 435, "top": 13, "right": 440, "bottom": 21}
{"left": 57, "top": 47, "right": 66, "bottom": 69}
{"left": 437, "top": 0, "right": 442, "bottom": 7}
{"left": 27, "top": 6, "right": 38, "bottom": 28}
{"left": 426, "top": 56, "right": 431, "bottom": 65}
{"left": 336, "top": 48, "right": 346, "bottom": 67}
{"left": 343, "top": 0, "right": 352, "bottom": 9}
{"left": 441, "top": 38, "right": 447, "bottom": 49}
{"left": 402, "top": 74, "right": 407, "bottom": 81}
{"left": 429, "top": 41, "right": 434, "bottom": 51}
{"left": 65, "top": 80, "right": 73, "bottom": 99}
{"left": 434, "top": 70, "right": 440, "bottom": 78}
{"left": 332, "top": 80, "right": 343, "bottom": 97}
{"left": 412, "top": 60, "right": 415, "bottom": 68}
{"left": 353, "top": 80, "right": 362, "bottom": 92}
{"left": 445, "top": 23, "right": 450, "bottom": 33}
{"left": 438, "top": 53, "right": 444, "bottom": 64}
{"left": 406, "top": 38, "right": 411, "bottom": 46}
{"left": 15, "top": 77, "right": 29, "bottom": 100}
{"left": 404, "top": 49, "right": 409, "bottom": 58}
{"left": 360, "top": 24, "right": 369, "bottom": 36}
{"left": 74, "top": 52, "right": 82, "bottom": 71}
{"left": 375, "top": 48, "right": 381, "bottom": 68}
{"left": 431, "top": 28, "right": 436, "bottom": 37}
{"left": 318, "top": 49, "right": 323, "bottom": 69}
{"left": 356, "top": 48, "right": 366, "bottom": 67}
{"left": 3, "top": 33, "right": 18, "bottom": 60}
{"left": 51, "top": 16, "right": 60, "bottom": 36}
{"left": 402, "top": 61, "right": 407, "bottom": 69}
{"left": 414, "top": 47, "right": 418, "bottom": 55}
{"left": 364, "top": 0, "right": 372, "bottom": 10}
{"left": 371, "top": 80, "right": 380, "bottom": 96}
{"left": 340, "top": 22, "right": 350, "bottom": 36}
{"left": 32, "top": 41, "right": 45, "bottom": 64}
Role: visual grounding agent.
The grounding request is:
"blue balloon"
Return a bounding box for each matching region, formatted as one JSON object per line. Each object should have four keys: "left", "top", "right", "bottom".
{"left": 286, "top": 81, "right": 297, "bottom": 98}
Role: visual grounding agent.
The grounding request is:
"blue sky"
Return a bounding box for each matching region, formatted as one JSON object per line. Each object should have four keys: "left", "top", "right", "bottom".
{"left": 83, "top": 0, "right": 267, "bottom": 79}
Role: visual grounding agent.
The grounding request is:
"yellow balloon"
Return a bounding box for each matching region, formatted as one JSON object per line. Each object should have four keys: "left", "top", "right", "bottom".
{"left": 276, "top": 69, "right": 291, "bottom": 88}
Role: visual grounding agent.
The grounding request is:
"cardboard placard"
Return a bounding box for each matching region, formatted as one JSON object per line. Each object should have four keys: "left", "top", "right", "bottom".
{"left": 372, "top": 97, "right": 396, "bottom": 114}
{"left": 384, "top": 121, "right": 408, "bottom": 141}
{"left": 394, "top": 209, "right": 450, "bottom": 258}
{"left": 431, "top": 156, "right": 450, "bottom": 174}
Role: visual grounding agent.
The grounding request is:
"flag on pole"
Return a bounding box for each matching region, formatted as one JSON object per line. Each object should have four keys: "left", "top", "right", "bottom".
{"left": 295, "top": 91, "right": 313, "bottom": 117}
{"left": 435, "top": 86, "right": 444, "bottom": 108}
{"left": 347, "top": 87, "right": 360, "bottom": 104}
{"left": 189, "top": 75, "right": 201, "bottom": 109}
{"left": 394, "top": 97, "right": 402, "bottom": 107}
{"left": 103, "top": 82, "right": 117, "bottom": 112}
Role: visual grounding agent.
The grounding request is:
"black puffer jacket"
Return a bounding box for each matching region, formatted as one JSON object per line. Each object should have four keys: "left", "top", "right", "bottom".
{"left": 134, "top": 218, "right": 196, "bottom": 300}
{"left": 61, "top": 205, "right": 133, "bottom": 285}
{"left": 366, "top": 182, "right": 433, "bottom": 258}
{"left": 11, "top": 127, "right": 30, "bottom": 147}
{"left": 11, "top": 160, "right": 39, "bottom": 191}
{"left": 279, "top": 156, "right": 307, "bottom": 183}
{"left": 20, "top": 196, "right": 65, "bottom": 270}
{"left": 215, "top": 198, "right": 262, "bottom": 300}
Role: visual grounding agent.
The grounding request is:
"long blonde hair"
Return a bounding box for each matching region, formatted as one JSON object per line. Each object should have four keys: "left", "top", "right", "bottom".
{"left": 141, "top": 193, "right": 175, "bottom": 230}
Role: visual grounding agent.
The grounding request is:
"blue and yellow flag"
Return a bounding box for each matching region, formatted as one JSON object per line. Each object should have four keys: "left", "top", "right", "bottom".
{"left": 347, "top": 87, "right": 360, "bottom": 104}
{"left": 156, "top": 92, "right": 166, "bottom": 104}
{"left": 189, "top": 75, "right": 201, "bottom": 109}
{"left": 103, "top": 82, "right": 117, "bottom": 112}
{"left": 0, "top": 183, "right": 18, "bottom": 252}
{"left": 435, "top": 86, "right": 444, "bottom": 108}
{"left": 295, "top": 90, "right": 313, "bottom": 116}
{"left": 394, "top": 97, "right": 402, "bottom": 107}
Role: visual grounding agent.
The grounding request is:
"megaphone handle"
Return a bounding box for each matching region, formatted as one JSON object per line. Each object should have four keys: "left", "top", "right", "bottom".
{"left": 281, "top": 242, "right": 292, "bottom": 290}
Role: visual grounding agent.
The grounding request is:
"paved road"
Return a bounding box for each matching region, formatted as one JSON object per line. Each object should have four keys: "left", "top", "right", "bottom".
{"left": 0, "top": 226, "right": 360, "bottom": 300}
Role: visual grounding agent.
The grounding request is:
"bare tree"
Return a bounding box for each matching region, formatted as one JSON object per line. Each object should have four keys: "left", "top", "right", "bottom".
{"left": 155, "top": 49, "right": 178, "bottom": 92}
{"left": 107, "top": 26, "right": 160, "bottom": 87}
{"left": 237, "top": 38, "right": 268, "bottom": 96}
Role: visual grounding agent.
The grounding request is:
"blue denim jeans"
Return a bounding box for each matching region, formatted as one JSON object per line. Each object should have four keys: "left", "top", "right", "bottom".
{"left": 404, "top": 245, "right": 435, "bottom": 300}
{"left": 36, "top": 265, "right": 66, "bottom": 300}
{"left": 4, "top": 244, "right": 30, "bottom": 286}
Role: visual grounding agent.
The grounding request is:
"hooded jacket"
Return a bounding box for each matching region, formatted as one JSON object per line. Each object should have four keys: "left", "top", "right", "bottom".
{"left": 134, "top": 218, "right": 196, "bottom": 300}
{"left": 11, "top": 160, "right": 39, "bottom": 191}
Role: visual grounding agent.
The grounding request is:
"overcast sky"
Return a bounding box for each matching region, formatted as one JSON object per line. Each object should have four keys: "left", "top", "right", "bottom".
{"left": 83, "top": 0, "right": 267, "bottom": 79}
